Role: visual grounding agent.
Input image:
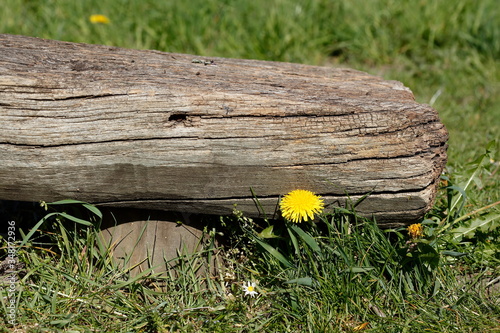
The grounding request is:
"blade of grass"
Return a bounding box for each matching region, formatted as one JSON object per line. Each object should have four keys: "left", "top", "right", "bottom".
{"left": 252, "top": 236, "right": 294, "bottom": 269}
{"left": 288, "top": 223, "right": 321, "bottom": 254}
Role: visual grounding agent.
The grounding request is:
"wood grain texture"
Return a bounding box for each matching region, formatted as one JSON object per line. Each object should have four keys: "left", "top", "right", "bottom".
{"left": 0, "top": 34, "right": 448, "bottom": 226}
{"left": 104, "top": 220, "right": 202, "bottom": 274}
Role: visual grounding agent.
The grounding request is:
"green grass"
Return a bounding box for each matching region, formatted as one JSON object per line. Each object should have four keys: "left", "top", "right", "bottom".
{"left": 1, "top": 0, "right": 499, "bottom": 331}
{"left": 1, "top": 191, "right": 498, "bottom": 332}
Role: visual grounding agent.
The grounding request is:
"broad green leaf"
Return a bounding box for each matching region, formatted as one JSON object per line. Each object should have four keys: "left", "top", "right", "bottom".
{"left": 82, "top": 203, "right": 103, "bottom": 219}
{"left": 432, "top": 277, "right": 442, "bottom": 297}
{"left": 50, "top": 319, "right": 72, "bottom": 326}
{"left": 48, "top": 199, "right": 89, "bottom": 205}
{"left": 258, "top": 225, "right": 280, "bottom": 239}
{"left": 253, "top": 237, "right": 294, "bottom": 269}
{"left": 287, "top": 227, "right": 300, "bottom": 255}
{"left": 343, "top": 267, "right": 374, "bottom": 273}
{"left": 450, "top": 213, "right": 500, "bottom": 241}
{"left": 289, "top": 224, "right": 321, "bottom": 253}
{"left": 284, "top": 277, "right": 316, "bottom": 287}
{"left": 447, "top": 185, "right": 467, "bottom": 217}
{"left": 450, "top": 145, "right": 492, "bottom": 214}
{"left": 471, "top": 174, "right": 483, "bottom": 190}
{"left": 441, "top": 250, "right": 468, "bottom": 257}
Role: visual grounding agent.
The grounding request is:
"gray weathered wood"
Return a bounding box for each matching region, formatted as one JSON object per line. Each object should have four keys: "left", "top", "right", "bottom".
{"left": 0, "top": 34, "right": 448, "bottom": 226}
{"left": 99, "top": 208, "right": 207, "bottom": 275}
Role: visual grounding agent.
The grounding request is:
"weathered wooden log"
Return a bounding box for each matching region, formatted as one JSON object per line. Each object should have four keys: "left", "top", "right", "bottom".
{"left": 0, "top": 34, "right": 448, "bottom": 227}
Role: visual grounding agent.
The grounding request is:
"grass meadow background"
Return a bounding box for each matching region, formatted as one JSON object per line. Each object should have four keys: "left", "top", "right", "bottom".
{"left": 1, "top": 0, "right": 499, "bottom": 332}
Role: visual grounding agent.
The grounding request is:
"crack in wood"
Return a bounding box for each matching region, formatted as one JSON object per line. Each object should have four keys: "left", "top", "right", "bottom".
{"left": 25, "top": 93, "right": 128, "bottom": 101}
{"left": 94, "top": 186, "right": 431, "bottom": 204}
{"left": 0, "top": 136, "right": 201, "bottom": 148}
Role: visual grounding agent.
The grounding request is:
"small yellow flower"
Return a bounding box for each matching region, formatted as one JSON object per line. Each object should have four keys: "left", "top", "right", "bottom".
{"left": 89, "top": 14, "right": 110, "bottom": 24}
{"left": 407, "top": 223, "right": 423, "bottom": 239}
{"left": 280, "top": 189, "right": 324, "bottom": 223}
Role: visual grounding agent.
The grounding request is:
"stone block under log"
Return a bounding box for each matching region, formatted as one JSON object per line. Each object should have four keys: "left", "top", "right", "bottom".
{"left": 0, "top": 34, "right": 448, "bottom": 227}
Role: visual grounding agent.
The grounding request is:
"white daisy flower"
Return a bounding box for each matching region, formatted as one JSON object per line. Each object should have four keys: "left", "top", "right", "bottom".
{"left": 242, "top": 281, "right": 258, "bottom": 297}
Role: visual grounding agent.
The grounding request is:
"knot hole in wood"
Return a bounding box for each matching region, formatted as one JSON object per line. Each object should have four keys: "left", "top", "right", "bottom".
{"left": 168, "top": 113, "right": 187, "bottom": 122}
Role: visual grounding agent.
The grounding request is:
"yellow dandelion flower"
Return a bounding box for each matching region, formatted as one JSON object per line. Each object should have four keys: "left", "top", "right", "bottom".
{"left": 407, "top": 223, "right": 423, "bottom": 239}
{"left": 89, "top": 14, "right": 110, "bottom": 24}
{"left": 280, "top": 189, "right": 324, "bottom": 223}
